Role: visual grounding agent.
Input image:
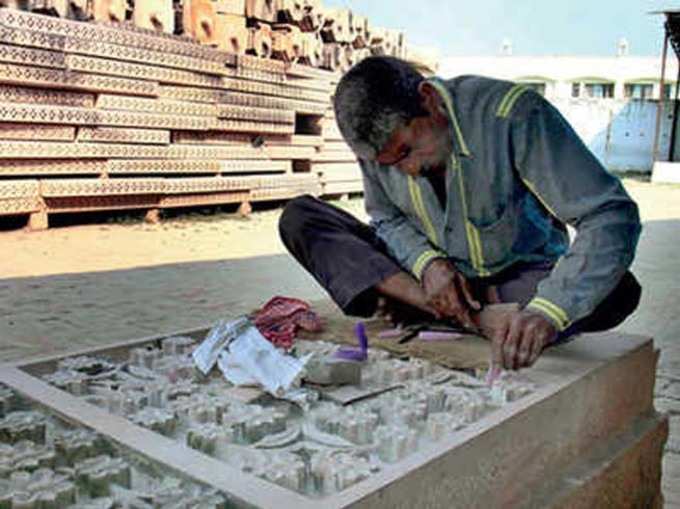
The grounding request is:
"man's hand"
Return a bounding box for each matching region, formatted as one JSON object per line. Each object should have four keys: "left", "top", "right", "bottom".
{"left": 491, "top": 309, "right": 558, "bottom": 370}
{"left": 421, "top": 259, "right": 480, "bottom": 327}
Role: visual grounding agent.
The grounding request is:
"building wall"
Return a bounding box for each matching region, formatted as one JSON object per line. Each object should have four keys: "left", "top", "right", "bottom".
{"left": 438, "top": 55, "right": 678, "bottom": 172}
{"left": 551, "top": 99, "right": 673, "bottom": 172}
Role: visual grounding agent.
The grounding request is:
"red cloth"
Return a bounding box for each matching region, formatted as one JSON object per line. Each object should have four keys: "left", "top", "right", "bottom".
{"left": 252, "top": 296, "right": 323, "bottom": 349}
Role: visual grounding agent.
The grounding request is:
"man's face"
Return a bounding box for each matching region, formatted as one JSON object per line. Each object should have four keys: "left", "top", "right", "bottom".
{"left": 375, "top": 115, "right": 452, "bottom": 177}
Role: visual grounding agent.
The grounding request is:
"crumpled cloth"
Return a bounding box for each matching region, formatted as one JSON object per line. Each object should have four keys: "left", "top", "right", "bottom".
{"left": 252, "top": 296, "right": 323, "bottom": 349}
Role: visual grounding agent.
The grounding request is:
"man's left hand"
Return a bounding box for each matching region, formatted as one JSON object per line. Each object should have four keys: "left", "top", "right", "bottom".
{"left": 491, "top": 310, "right": 558, "bottom": 370}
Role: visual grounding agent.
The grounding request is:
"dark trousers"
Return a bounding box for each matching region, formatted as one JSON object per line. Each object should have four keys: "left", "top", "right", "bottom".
{"left": 279, "top": 195, "right": 641, "bottom": 338}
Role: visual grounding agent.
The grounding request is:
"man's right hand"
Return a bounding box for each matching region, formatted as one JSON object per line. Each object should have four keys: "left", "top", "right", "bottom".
{"left": 421, "top": 259, "right": 481, "bottom": 327}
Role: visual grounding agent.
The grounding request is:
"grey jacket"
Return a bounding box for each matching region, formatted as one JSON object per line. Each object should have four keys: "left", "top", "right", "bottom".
{"left": 360, "top": 75, "right": 641, "bottom": 331}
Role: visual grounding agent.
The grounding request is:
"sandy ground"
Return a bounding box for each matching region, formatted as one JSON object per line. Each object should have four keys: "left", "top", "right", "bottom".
{"left": 1, "top": 181, "right": 680, "bottom": 504}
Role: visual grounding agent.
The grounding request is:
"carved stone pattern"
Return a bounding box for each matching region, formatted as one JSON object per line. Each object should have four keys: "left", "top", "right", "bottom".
{"left": 218, "top": 160, "right": 290, "bottom": 173}
{"left": 63, "top": 36, "right": 227, "bottom": 76}
{"left": 264, "top": 146, "right": 316, "bottom": 159}
{"left": 65, "top": 55, "right": 223, "bottom": 89}
{"left": 77, "top": 127, "right": 170, "bottom": 145}
{"left": 219, "top": 91, "right": 327, "bottom": 114}
{"left": 0, "top": 25, "right": 66, "bottom": 53}
{"left": 157, "top": 85, "right": 228, "bottom": 104}
{"left": 282, "top": 76, "right": 334, "bottom": 94}
{"left": 0, "top": 159, "right": 106, "bottom": 175}
{"left": 0, "top": 141, "right": 264, "bottom": 159}
{"left": 41, "top": 178, "right": 166, "bottom": 196}
{"left": 216, "top": 104, "right": 295, "bottom": 124}
{"left": 221, "top": 76, "right": 329, "bottom": 102}
{"left": 257, "top": 174, "right": 319, "bottom": 188}
{"left": 44, "top": 194, "right": 161, "bottom": 212}
{"left": 163, "top": 177, "right": 252, "bottom": 194}
{"left": 0, "top": 63, "right": 158, "bottom": 97}
{"left": 107, "top": 159, "right": 222, "bottom": 174}
{"left": 236, "top": 54, "right": 286, "bottom": 75}
{"left": 0, "top": 102, "right": 100, "bottom": 125}
{"left": 0, "top": 102, "right": 216, "bottom": 130}
{"left": 165, "top": 144, "right": 265, "bottom": 159}
{"left": 0, "top": 123, "right": 75, "bottom": 141}
{"left": 171, "top": 130, "right": 287, "bottom": 144}
{"left": 214, "top": 119, "right": 294, "bottom": 134}
{"left": 97, "top": 109, "right": 215, "bottom": 130}
{"left": 160, "top": 191, "right": 250, "bottom": 207}
{"left": 106, "top": 159, "right": 289, "bottom": 174}
{"left": 63, "top": 71, "right": 158, "bottom": 96}
{"left": 96, "top": 95, "right": 216, "bottom": 117}
{"left": 0, "top": 179, "right": 39, "bottom": 198}
{"left": 66, "top": 55, "right": 221, "bottom": 88}
{"left": 0, "top": 8, "right": 227, "bottom": 62}
{"left": 285, "top": 62, "right": 338, "bottom": 81}
{"left": 0, "top": 196, "right": 40, "bottom": 214}
{"left": 233, "top": 66, "right": 286, "bottom": 84}
{"left": 0, "top": 42, "right": 65, "bottom": 69}
{"left": 0, "top": 85, "right": 95, "bottom": 107}
{"left": 250, "top": 187, "right": 320, "bottom": 200}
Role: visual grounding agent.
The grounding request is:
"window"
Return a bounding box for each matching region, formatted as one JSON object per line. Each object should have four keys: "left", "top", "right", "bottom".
{"left": 664, "top": 84, "right": 677, "bottom": 99}
{"left": 584, "top": 83, "right": 614, "bottom": 98}
{"left": 624, "top": 84, "right": 653, "bottom": 100}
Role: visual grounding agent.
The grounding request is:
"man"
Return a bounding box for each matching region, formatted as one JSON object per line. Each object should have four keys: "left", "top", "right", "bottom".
{"left": 279, "top": 56, "right": 641, "bottom": 370}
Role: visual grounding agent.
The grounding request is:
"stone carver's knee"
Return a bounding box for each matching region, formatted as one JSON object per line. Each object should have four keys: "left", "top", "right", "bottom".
{"left": 278, "top": 194, "right": 316, "bottom": 242}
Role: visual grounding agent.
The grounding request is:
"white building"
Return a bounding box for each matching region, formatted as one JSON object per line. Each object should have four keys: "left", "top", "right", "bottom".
{"left": 436, "top": 43, "right": 678, "bottom": 173}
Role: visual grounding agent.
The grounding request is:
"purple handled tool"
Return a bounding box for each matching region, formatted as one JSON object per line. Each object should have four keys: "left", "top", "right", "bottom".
{"left": 333, "top": 322, "right": 368, "bottom": 361}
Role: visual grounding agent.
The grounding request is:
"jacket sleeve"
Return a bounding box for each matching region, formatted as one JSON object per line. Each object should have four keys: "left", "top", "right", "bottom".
{"left": 361, "top": 159, "right": 447, "bottom": 280}
{"left": 509, "top": 93, "right": 641, "bottom": 330}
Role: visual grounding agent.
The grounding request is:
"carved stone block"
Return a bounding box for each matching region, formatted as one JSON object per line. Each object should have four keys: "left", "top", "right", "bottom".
{"left": 92, "top": 0, "right": 127, "bottom": 23}
{"left": 31, "top": 0, "right": 69, "bottom": 17}
{"left": 159, "top": 190, "right": 250, "bottom": 207}
{"left": 107, "top": 159, "right": 221, "bottom": 174}
{"left": 245, "top": 0, "right": 276, "bottom": 23}
{"left": 77, "top": 127, "right": 170, "bottom": 145}
{"left": 214, "top": 0, "right": 245, "bottom": 15}
{"left": 0, "top": 411, "right": 47, "bottom": 444}
{"left": 133, "top": 0, "right": 174, "bottom": 33}
{"left": 247, "top": 21, "right": 272, "bottom": 58}
{"left": 0, "top": 123, "right": 75, "bottom": 141}
{"left": 95, "top": 94, "right": 216, "bottom": 117}
{"left": 0, "top": 85, "right": 94, "bottom": 108}
{"left": 276, "top": 0, "right": 303, "bottom": 24}
{"left": 63, "top": 36, "right": 228, "bottom": 76}
{"left": 0, "top": 42, "right": 65, "bottom": 69}
{"left": 75, "top": 455, "right": 131, "bottom": 496}
{"left": 213, "top": 13, "right": 248, "bottom": 54}
{"left": 0, "top": 7, "right": 224, "bottom": 61}
{"left": 0, "top": 62, "right": 159, "bottom": 96}
{"left": 0, "top": 468, "right": 76, "bottom": 508}
{"left": 214, "top": 118, "right": 294, "bottom": 134}
{"left": 216, "top": 104, "right": 294, "bottom": 123}
{"left": 0, "top": 440, "right": 56, "bottom": 475}
{"left": 0, "top": 159, "right": 106, "bottom": 176}
{"left": 64, "top": 54, "right": 222, "bottom": 88}
{"left": 44, "top": 194, "right": 161, "bottom": 213}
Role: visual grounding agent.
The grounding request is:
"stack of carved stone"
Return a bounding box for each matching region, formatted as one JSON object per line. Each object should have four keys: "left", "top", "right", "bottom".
{"left": 0, "top": 2, "right": 422, "bottom": 228}
{"left": 0, "top": 7, "right": 332, "bottom": 229}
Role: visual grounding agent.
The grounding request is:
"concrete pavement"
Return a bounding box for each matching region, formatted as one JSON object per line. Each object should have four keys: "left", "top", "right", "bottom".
{"left": 1, "top": 181, "right": 679, "bottom": 505}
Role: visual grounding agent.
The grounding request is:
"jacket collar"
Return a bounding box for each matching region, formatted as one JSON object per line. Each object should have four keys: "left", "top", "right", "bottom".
{"left": 425, "top": 77, "right": 472, "bottom": 158}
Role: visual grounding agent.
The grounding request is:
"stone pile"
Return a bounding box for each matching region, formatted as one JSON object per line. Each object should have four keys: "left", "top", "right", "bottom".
{"left": 0, "top": 1, "right": 421, "bottom": 228}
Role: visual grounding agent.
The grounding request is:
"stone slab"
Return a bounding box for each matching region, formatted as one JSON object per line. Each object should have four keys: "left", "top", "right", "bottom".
{"left": 0, "top": 330, "right": 666, "bottom": 508}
